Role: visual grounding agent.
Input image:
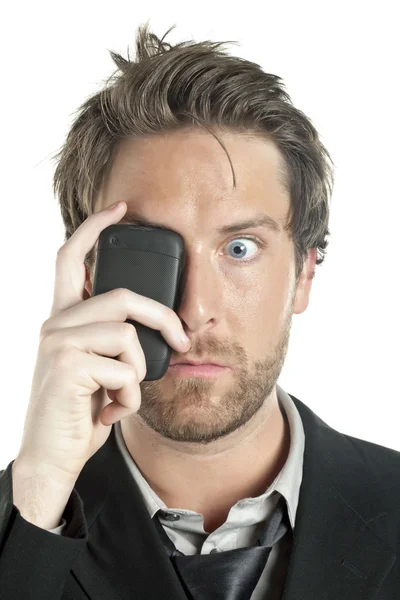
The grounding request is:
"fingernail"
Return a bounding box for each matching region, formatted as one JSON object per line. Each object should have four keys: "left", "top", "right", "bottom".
{"left": 181, "top": 334, "right": 191, "bottom": 349}
{"left": 107, "top": 201, "right": 122, "bottom": 210}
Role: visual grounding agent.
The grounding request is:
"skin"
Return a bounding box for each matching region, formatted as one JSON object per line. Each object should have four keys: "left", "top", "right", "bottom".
{"left": 84, "top": 128, "right": 317, "bottom": 532}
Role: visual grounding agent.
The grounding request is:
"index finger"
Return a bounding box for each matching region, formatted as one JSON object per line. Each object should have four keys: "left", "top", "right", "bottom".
{"left": 50, "top": 201, "right": 127, "bottom": 316}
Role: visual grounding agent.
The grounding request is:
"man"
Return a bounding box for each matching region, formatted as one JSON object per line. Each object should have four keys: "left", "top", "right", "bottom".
{"left": 0, "top": 22, "right": 399, "bottom": 600}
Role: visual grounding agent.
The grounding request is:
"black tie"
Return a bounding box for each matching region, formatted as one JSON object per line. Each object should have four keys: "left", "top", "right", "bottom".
{"left": 152, "top": 494, "right": 290, "bottom": 600}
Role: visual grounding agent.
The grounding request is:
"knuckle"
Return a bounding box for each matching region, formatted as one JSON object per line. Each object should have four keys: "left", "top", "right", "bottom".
{"left": 40, "top": 318, "right": 53, "bottom": 338}
{"left": 127, "top": 365, "right": 138, "bottom": 386}
{"left": 39, "top": 325, "right": 60, "bottom": 351}
{"left": 134, "top": 360, "right": 145, "bottom": 384}
{"left": 111, "top": 287, "right": 131, "bottom": 304}
{"left": 167, "top": 307, "right": 182, "bottom": 333}
{"left": 56, "top": 244, "right": 70, "bottom": 262}
{"left": 52, "top": 346, "right": 76, "bottom": 371}
{"left": 120, "top": 321, "right": 137, "bottom": 341}
{"left": 139, "top": 363, "right": 147, "bottom": 382}
{"left": 164, "top": 305, "right": 177, "bottom": 324}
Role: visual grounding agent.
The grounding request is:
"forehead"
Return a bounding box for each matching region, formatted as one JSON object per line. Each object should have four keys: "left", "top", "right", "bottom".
{"left": 98, "top": 129, "right": 290, "bottom": 230}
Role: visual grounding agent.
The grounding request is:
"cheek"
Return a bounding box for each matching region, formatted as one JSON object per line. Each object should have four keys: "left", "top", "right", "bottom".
{"left": 226, "top": 261, "right": 292, "bottom": 343}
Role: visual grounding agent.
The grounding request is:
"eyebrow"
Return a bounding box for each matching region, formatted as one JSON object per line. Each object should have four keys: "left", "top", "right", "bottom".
{"left": 120, "top": 210, "right": 281, "bottom": 235}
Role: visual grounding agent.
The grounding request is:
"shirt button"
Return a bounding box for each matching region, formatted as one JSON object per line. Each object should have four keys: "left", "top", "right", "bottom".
{"left": 161, "top": 512, "right": 181, "bottom": 521}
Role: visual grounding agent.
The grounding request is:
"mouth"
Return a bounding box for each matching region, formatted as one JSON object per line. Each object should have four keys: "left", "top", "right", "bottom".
{"left": 169, "top": 359, "right": 228, "bottom": 367}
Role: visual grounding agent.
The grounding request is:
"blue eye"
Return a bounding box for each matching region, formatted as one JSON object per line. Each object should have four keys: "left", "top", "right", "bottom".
{"left": 226, "top": 237, "right": 263, "bottom": 263}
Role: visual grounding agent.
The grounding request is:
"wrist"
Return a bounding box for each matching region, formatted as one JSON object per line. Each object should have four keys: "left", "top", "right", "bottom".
{"left": 11, "top": 458, "right": 76, "bottom": 530}
{"left": 12, "top": 455, "right": 78, "bottom": 491}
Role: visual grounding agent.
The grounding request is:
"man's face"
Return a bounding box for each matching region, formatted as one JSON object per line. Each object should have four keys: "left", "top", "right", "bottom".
{"left": 88, "top": 128, "right": 316, "bottom": 443}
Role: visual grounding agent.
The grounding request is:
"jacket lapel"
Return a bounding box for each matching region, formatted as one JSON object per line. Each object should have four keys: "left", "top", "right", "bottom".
{"left": 71, "top": 426, "right": 188, "bottom": 600}
{"left": 281, "top": 395, "right": 397, "bottom": 600}
{"left": 71, "top": 395, "right": 397, "bottom": 600}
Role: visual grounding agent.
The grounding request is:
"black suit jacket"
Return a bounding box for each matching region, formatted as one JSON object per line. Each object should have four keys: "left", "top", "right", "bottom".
{"left": 0, "top": 394, "right": 399, "bottom": 599}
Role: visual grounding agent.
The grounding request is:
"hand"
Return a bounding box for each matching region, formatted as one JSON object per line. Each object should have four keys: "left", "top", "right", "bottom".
{"left": 14, "top": 201, "right": 191, "bottom": 487}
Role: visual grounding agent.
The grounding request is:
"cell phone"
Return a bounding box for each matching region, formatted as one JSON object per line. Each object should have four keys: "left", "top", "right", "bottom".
{"left": 91, "top": 224, "right": 185, "bottom": 381}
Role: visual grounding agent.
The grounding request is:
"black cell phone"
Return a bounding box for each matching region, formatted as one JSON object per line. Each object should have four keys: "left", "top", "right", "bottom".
{"left": 91, "top": 224, "right": 186, "bottom": 381}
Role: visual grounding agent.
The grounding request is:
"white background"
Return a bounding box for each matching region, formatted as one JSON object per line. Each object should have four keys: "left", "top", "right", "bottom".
{"left": 1, "top": 0, "right": 399, "bottom": 467}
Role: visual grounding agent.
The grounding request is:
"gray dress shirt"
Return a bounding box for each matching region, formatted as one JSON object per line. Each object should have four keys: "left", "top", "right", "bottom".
{"left": 48, "top": 384, "right": 305, "bottom": 599}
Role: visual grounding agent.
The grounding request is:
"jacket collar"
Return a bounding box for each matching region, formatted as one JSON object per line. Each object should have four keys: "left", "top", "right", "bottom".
{"left": 71, "top": 394, "right": 397, "bottom": 600}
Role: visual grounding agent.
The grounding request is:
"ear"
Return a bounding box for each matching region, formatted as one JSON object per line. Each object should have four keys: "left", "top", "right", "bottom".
{"left": 83, "top": 265, "right": 93, "bottom": 301}
{"left": 292, "top": 248, "right": 318, "bottom": 315}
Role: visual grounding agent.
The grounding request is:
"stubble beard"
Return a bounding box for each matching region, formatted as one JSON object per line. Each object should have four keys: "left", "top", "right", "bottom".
{"left": 136, "top": 307, "right": 293, "bottom": 444}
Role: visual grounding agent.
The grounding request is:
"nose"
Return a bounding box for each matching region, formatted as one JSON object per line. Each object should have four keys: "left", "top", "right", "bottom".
{"left": 176, "top": 253, "right": 223, "bottom": 335}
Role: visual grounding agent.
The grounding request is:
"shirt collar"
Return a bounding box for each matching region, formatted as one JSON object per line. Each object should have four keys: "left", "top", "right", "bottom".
{"left": 114, "top": 383, "right": 305, "bottom": 529}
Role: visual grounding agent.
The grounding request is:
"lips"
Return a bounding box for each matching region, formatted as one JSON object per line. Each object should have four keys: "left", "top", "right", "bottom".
{"left": 169, "top": 359, "right": 227, "bottom": 367}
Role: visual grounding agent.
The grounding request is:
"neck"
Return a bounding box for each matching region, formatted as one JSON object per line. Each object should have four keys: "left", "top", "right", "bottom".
{"left": 120, "top": 388, "right": 291, "bottom": 533}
